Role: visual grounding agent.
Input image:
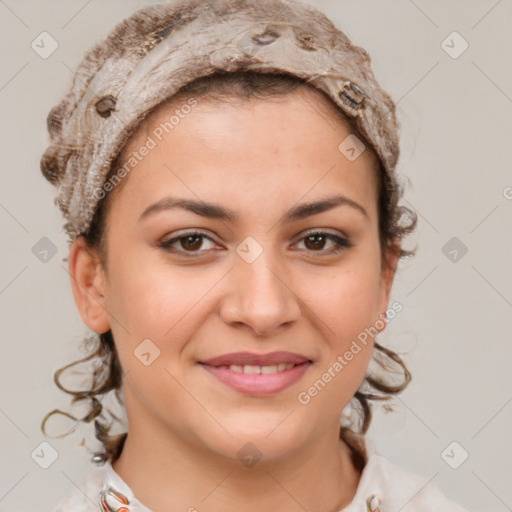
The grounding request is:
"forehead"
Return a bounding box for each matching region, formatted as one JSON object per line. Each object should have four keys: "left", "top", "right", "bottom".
{"left": 112, "top": 87, "right": 379, "bottom": 222}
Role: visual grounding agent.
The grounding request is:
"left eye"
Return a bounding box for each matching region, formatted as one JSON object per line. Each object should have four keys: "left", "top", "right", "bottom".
{"left": 294, "top": 232, "right": 352, "bottom": 253}
{"left": 158, "top": 230, "right": 352, "bottom": 256}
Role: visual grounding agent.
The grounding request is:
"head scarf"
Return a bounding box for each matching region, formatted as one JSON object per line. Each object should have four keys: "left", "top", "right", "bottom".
{"left": 40, "top": 0, "right": 399, "bottom": 242}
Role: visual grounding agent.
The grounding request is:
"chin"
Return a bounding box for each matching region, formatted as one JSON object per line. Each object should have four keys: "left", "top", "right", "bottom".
{"left": 202, "top": 419, "right": 310, "bottom": 465}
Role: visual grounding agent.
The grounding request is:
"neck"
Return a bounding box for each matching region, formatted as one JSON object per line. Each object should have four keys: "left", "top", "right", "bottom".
{"left": 112, "top": 422, "right": 362, "bottom": 512}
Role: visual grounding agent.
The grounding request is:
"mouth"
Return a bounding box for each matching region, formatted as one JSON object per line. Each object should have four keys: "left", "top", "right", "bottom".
{"left": 205, "top": 362, "right": 306, "bottom": 374}
{"left": 198, "top": 351, "right": 312, "bottom": 396}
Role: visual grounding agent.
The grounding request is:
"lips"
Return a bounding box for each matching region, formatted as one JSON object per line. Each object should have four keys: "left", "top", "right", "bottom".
{"left": 199, "top": 351, "right": 312, "bottom": 396}
{"left": 200, "top": 351, "right": 311, "bottom": 367}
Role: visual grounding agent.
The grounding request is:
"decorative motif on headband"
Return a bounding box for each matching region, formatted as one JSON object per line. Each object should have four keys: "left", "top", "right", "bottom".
{"left": 138, "top": 20, "right": 185, "bottom": 56}
{"left": 95, "top": 95, "right": 117, "bottom": 118}
{"left": 251, "top": 26, "right": 281, "bottom": 46}
{"left": 338, "top": 80, "right": 366, "bottom": 110}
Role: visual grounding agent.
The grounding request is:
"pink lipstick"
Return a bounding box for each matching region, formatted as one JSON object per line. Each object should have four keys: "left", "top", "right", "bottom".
{"left": 199, "top": 351, "right": 312, "bottom": 396}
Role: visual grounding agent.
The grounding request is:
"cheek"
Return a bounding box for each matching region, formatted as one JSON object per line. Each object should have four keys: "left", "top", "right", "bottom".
{"left": 307, "top": 260, "right": 382, "bottom": 339}
{"left": 105, "top": 255, "right": 224, "bottom": 364}
{"left": 294, "top": 266, "right": 379, "bottom": 415}
{"left": 107, "top": 268, "right": 186, "bottom": 337}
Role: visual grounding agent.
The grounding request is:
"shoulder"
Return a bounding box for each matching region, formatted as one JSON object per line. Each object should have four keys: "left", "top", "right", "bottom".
{"left": 348, "top": 452, "right": 471, "bottom": 512}
{"left": 51, "top": 465, "right": 106, "bottom": 512}
{"left": 51, "top": 459, "right": 151, "bottom": 512}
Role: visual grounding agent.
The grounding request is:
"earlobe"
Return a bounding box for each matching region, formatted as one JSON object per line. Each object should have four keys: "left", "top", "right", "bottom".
{"left": 68, "top": 236, "right": 110, "bottom": 334}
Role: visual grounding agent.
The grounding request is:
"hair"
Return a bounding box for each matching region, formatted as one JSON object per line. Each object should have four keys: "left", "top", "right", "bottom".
{"left": 41, "top": 71, "right": 417, "bottom": 471}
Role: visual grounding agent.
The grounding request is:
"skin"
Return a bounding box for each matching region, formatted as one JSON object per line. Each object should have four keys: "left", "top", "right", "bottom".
{"left": 69, "top": 85, "right": 399, "bottom": 512}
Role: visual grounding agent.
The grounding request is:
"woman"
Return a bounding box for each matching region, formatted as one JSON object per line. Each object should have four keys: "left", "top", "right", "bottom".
{"left": 40, "top": 0, "right": 470, "bottom": 510}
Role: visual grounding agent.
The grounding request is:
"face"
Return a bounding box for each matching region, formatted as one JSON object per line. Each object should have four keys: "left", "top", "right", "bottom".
{"left": 71, "top": 86, "right": 397, "bottom": 464}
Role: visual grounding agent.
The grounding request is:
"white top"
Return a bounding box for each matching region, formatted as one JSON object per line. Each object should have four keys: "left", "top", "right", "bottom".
{"left": 52, "top": 438, "right": 470, "bottom": 511}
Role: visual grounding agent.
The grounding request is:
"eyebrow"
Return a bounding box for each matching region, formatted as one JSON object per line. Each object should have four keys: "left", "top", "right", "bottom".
{"left": 138, "top": 194, "right": 368, "bottom": 224}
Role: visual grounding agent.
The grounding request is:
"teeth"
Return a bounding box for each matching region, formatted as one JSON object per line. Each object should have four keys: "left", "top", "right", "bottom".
{"left": 228, "top": 363, "right": 296, "bottom": 374}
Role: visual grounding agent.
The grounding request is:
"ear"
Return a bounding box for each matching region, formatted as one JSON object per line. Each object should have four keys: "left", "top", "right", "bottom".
{"left": 375, "top": 241, "right": 400, "bottom": 332}
{"left": 68, "top": 236, "right": 110, "bottom": 334}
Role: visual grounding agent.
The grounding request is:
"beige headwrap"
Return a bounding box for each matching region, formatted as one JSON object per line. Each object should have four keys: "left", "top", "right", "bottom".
{"left": 40, "top": 0, "right": 399, "bottom": 242}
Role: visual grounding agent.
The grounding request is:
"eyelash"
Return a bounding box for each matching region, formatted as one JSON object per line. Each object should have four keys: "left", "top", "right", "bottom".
{"left": 158, "top": 230, "right": 353, "bottom": 258}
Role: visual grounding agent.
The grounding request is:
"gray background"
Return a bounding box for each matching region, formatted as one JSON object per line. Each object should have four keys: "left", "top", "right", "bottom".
{"left": 1, "top": 0, "right": 511, "bottom": 510}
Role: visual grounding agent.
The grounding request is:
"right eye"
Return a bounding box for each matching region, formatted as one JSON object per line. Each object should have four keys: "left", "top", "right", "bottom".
{"left": 158, "top": 230, "right": 220, "bottom": 257}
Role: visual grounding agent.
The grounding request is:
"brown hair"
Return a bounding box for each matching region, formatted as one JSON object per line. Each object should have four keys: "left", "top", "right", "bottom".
{"left": 41, "top": 71, "right": 416, "bottom": 469}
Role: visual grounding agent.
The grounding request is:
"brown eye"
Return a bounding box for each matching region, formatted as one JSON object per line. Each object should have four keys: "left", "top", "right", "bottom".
{"left": 158, "top": 231, "right": 217, "bottom": 257}
{"left": 295, "top": 231, "right": 352, "bottom": 255}
{"left": 180, "top": 234, "right": 203, "bottom": 251}
{"left": 304, "top": 234, "right": 328, "bottom": 251}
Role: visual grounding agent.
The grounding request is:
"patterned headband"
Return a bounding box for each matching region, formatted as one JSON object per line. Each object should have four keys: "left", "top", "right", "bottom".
{"left": 40, "top": 0, "right": 399, "bottom": 242}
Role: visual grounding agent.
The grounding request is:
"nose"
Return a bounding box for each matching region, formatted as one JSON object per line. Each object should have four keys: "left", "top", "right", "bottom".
{"left": 219, "top": 251, "right": 301, "bottom": 337}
